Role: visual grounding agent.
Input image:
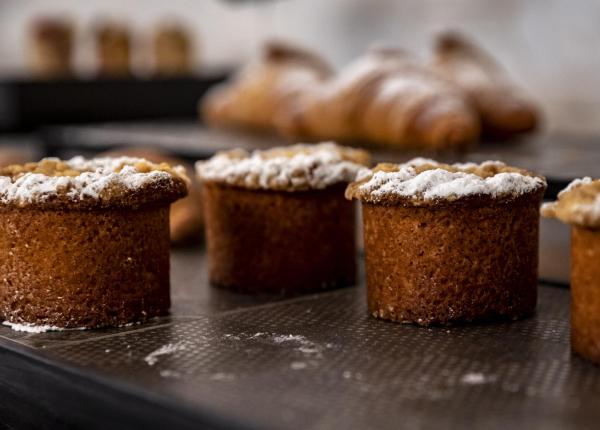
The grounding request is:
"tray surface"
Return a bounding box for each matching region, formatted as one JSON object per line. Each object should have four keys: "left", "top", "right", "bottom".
{"left": 0, "top": 249, "right": 598, "bottom": 430}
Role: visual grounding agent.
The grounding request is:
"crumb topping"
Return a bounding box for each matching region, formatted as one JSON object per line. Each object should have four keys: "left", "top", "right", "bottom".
{"left": 196, "top": 142, "right": 370, "bottom": 192}
{"left": 345, "top": 158, "right": 546, "bottom": 205}
{"left": 541, "top": 177, "right": 600, "bottom": 228}
{"left": 0, "top": 156, "right": 189, "bottom": 209}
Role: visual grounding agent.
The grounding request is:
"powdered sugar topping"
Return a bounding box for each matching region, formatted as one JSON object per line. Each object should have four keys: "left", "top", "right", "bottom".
{"left": 0, "top": 156, "right": 187, "bottom": 206}
{"left": 541, "top": 177, "right": 600, "bottom": 228}
{"left": 346, "top": 158, "right": 545, "bottom": 204}
{"left": 196, "top": 142, "right": 369, "bottom": 192}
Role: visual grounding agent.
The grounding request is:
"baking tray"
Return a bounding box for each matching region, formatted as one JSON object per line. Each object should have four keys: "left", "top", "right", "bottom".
{"left": 0, "top": 247, "right": 598, "bottom": 430}
{"left": 40, "top": 122, "right": 600, "bottom": 199}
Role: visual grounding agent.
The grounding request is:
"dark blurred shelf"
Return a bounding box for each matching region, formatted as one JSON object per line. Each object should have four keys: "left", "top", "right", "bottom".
{"left": 0, "top": 74, "right": 228, "bottom": 131}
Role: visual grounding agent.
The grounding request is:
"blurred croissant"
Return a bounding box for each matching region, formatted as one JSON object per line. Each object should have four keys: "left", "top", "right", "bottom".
{"left": 432, "top": 31, "right": 539, "bottom": 137}
{"left": 201, "top": 41, "right": 332, "bottom": 131}
{"left": 276, "top": 46, "right": 480, "bottom": 150}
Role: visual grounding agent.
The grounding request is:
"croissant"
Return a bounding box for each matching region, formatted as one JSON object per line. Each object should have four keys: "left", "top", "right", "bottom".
{"left": 432, "top": 31, "right": 539, "bottom": 137}
{"left": 276, "top": 47, "right": 480, "bottom": 150}
{"left": 201, "top": 41, "right": 332, "bottom": 131}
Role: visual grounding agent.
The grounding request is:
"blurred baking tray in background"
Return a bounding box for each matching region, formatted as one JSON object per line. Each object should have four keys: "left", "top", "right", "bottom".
{"left": 39, "top": 122, "right": 598, "bottom": 194}
{"left": 0, "top": 248, "right": 598, "bottom": 430}
{"left": 0, "top": 73, "right": 227, "bottom": 132}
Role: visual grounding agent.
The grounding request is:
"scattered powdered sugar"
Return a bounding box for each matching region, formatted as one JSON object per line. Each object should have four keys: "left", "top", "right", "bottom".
{"left": 0, "top": 156, "right": 185, "bottom": 206}
{"left": 460, "top": 372, "right": 497, "bottom": 385}
{"left": 159, "top": 369, "right": 182, "bottom": 379}
{"left": 209, "top": 372, "right": 236, "bottom": 381}
{"left": 196, "top": 142, "right": 368, "bottom": 192}
{"left": 350, "top": 158, "right": 544, "bottom": 203}
{"left": 2, "top": 320, "right": 86, "bottom": 333}
{"left": 290, "top": 361, "right": 308, "bottom": 370}
{"left": 222, "top": 332, "right": 335, "bottom": 367}
{"left": 144, "top": 341, "right": 188, "bottom": 366}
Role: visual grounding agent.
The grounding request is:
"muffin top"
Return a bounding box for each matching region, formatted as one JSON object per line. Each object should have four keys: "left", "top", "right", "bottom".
{"left": 196, "top": 142, "right": 370, "bottom": 192}
{"left": 345, "top": 158, "right": 546, "bottom": 205}
{"left": 0, "top": 156, "right": 189, "bottom": 209}
{"left": 541, "top": 177, "right": 600, "bottom": 228}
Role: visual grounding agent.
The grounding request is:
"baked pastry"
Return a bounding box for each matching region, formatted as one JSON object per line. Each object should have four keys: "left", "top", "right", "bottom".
{"left": 346, "top": 158, "right": 547, "bottom": 325}
{"left": 102, "top": 148, "right": 203, "bottom": 244}
{"left": 196, "top": 142, "right": 369, "bottom": 294}
{"left": 29, "top": 17, "right": 73, "bottom": 78}
{"left": 0, "top": 157, "right": 188, "bottom": 330}
{"left": 153, "top": 23, "right": 193, "bottom": 76}
{"left": 94, "top": 21, "right": 132, "bottom": 76}
{"left": 432, "top": 31, "right": 539, "bottom": 137}
{"left": 277, "top": 46, "right": 480, "bottom": 150}
{"left": 541, "top": 178, "right": 600, "bottom": 364}
{"left": 201, "top": 40, "right": 332, "bottom": 131}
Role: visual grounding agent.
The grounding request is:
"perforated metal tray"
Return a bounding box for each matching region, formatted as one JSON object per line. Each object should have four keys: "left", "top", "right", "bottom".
{"left": 0, "top": 249, "right": 598, "bottom": 430}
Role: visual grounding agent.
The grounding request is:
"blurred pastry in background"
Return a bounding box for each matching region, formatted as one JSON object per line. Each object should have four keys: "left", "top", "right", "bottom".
{"left": 277, "top": 46, "right": 480, "bottom": 150}
{"left": 201, "top": 40, "right": 332, "bottom": 132}
{"left": 103, "top": 148, "right": 203, "bottom": 245}
{"left": 153, "top": 22, "right": 193, "bottom": 76}
{"left": 29, "top": 17, "right": 73, "bottom": 78}
{"left": 94, "top": 20, "right": 132, "bottom": 76}
{"left": 432, "top": 31, "right": 539, "bottom": 138}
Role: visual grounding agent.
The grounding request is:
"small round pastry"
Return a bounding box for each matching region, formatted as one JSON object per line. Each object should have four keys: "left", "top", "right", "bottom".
{"left": 0, "top": 157, "right": 188, "bottom": 330}
{"left": 29, "top": 17, "right": 73, "bottom": 78}
{"left": 196, "top": 142, "right": 369, "bottom": 295}
{"left": 94, "top": 20, "right": 131, "bottom": 76}
{"left": 346, "top": 158, "right": 547, "bottom": 325}
{"left": 541, "top": 177, "right": 600, "bottom": 364}
{"left": 153, "top": 22, "right": 193, "bottom": 76}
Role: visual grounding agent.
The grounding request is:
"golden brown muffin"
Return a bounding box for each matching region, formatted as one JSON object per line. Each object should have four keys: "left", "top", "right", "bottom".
{"left": 0, "top": 157, "right": 188, "bottom": 331}
{"left": 432, "top": 31, "right": 539, "bottom": 137}
{"left": 94, "top": 21, "right": 132, "bottom": 76}
{"left": 29, "top": 17, "right": 73, "bottom": 78}
{"left": 277, "top": 46, "right": 480, "bottom": 150}
{"left": 542, "top": 178, "right": 600, "bottom": 363}
{"left": 197, "top": 142, "right": 369, "bottom": 294}
{"left": 102, "top": 148, "right": 203, "bottom": 244}
{"left": 153, "top": 23, "right": 193, "bottom": 76}
{"left": 346, "top": 158, "right": 547, "bottom": 325}
{"left": 201, "top": 40, "right": 332, "bottom": 132}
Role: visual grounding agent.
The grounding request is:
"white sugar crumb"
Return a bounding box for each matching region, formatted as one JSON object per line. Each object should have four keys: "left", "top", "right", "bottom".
{"left": 353, "top": 158, "right": 545, "bottom": 203}
{"left": 290, "top": 361, "right": 308, "bottom": 370}
{"left": 0, "top": 156, "right": 186, "bottom": 206}
{"left": 2, "top": 320, "right": 86, "bottom": 333}
{"left": 144, "top": 341, "right": 188, "bottom": 366}
{"left": 159, "top": 369, "right": 182, "bottom": 379}
{"left": 196, "top": 142, "right": 368, "bottom": 192}
{"left": 460, "top": 372, "right": 496, "bottom": 385}
{"left": 210, "top": 372, "right": 236, "bottom": 381}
